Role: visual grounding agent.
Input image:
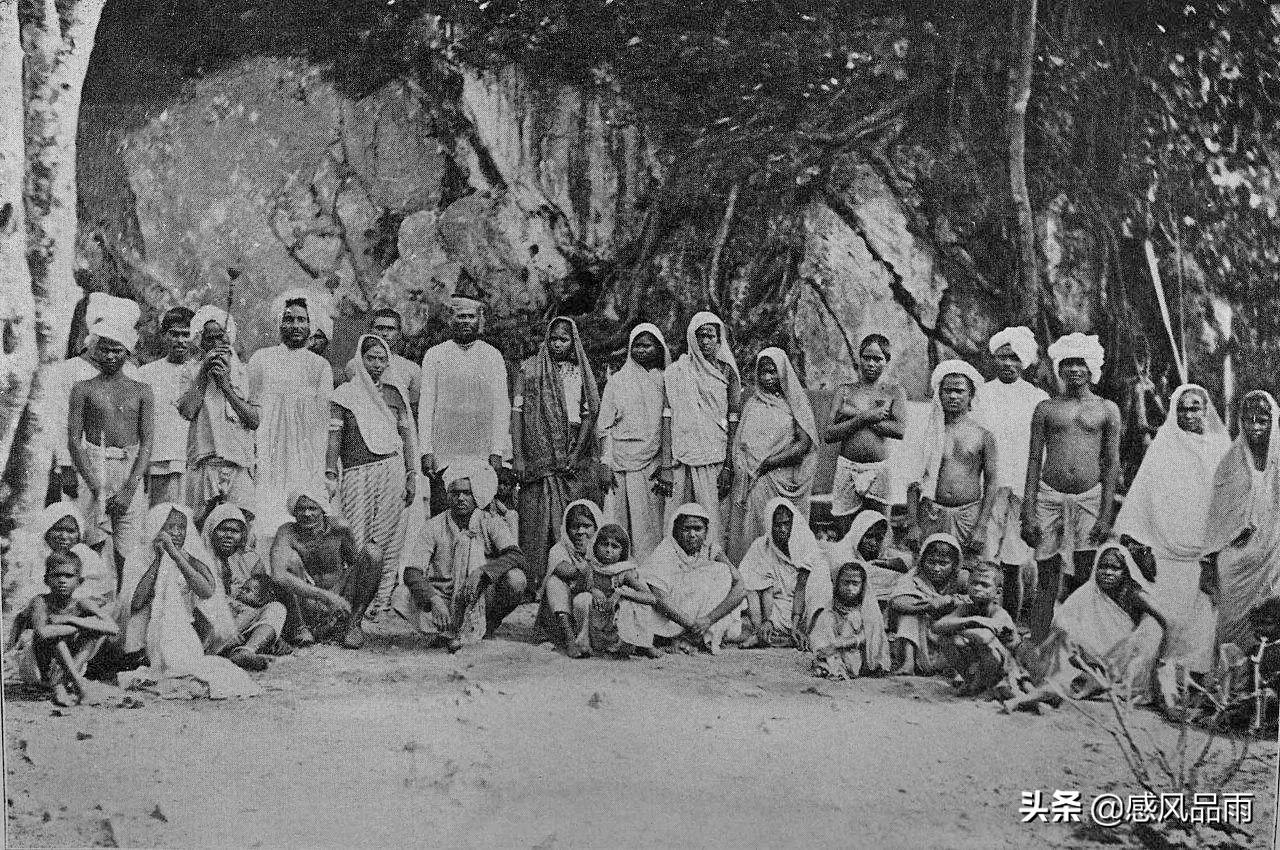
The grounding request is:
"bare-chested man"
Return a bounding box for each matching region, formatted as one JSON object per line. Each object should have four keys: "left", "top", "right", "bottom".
{"left": 822, "top": 334, "right": 907, "bottom": 536}
{"left": 269, "top": 485, "right": 380, "bottom": 649}
{"left": 908, "top": 360, "right": 997, "bottom": 568}
{"left": 67, "top": 307, "right": 153, "bottom": 574}
{"left": 1021, "top": 333, "right": 1121, "bottom": 642}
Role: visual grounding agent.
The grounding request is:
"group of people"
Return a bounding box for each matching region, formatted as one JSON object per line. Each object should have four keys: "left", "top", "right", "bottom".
{"left": 8, "top": 288, "right": 1279, "bottom": 718}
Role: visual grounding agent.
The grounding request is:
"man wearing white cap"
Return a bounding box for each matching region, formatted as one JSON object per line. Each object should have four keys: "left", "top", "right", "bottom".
{"left": 1021, "top": 332, "right": 1121, "bottom": 642}
{"left": 417, "top": 296, "right": 511, "bottom": 515}
{"left": 907, "top": 359, "right": 997, "bottom": 567}
{"left": 972, "top": 327, "right": 1049, "bottom": 622}
{"left": 66, "top": 296, "right": 153, "bottom": 572}
{"left": 40, "top": 292, "right": 142, "bottom": 501}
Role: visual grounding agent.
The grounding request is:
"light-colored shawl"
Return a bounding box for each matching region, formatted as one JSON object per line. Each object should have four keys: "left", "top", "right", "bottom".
{"left": 1053, "top": 542, "right": 1152, "bottom": 657}
{"left": 738, "top": 496, "right": 830, "bottom": 617}
{"left": 828, "top": 509, "right": 890, "bottom": 566}
{"left": 919, "top": 359, "right": 985, "bottom": 500}
{"left": 200, "top": 503, "right": 256, "bottom": 598}
{"left": 1116, "top": 384, "right": 1231, "bottom": 561}
{"left": 1204, "top": 390, "right": 1280, "bottom": 554}
{"left": 545, "top": 498, "right": 605, "bottom": 588}
{"left": 597, "top": 323, "right": 670, "bottom": 471}
{"left": 736, "top": 347, "right": 819, "bottom": 485}
{"left": 10, "top": 503, "right": 115, "bottom": 617}
{"left": 190, "top": 306, "right": 251, "bottom": 454}
{"left": 640, "top": 502, "right": 723, "bottom": 592}
{"left": 332, "top": 333, "right": 405, "bottom": 456}
{"left": 890, "top": 532, "right": 963, "bottom": 605}
{"left": 521, "top": 317, "right": 601, "bottom": 480}
{"left": 665, "top": 312, "right": 740, "bottom": 466}
{"left": 811, "top": 561, "right": 892, "bottom": 674}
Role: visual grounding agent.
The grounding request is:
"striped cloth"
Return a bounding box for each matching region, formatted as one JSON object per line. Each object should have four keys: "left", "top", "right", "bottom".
{"left": 340, "top": 455, "right": 407, "bottom": 616}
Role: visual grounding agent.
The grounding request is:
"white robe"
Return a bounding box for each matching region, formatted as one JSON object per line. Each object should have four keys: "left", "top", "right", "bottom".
{"left": 247, "top": 345, "right": 333, "bottom": 511}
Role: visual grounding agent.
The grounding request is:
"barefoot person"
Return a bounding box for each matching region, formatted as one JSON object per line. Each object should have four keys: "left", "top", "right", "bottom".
{"left": 727, "top": 348, "right": 819, "bottom": 563}
{"left": 68, "top": 302, "right": 153, "bottom": 574}
{"left": 537, "top": 499, "right": 604, "bottom": 658}
{"left": 822, "top": 334, "right": 907, "bottom": 536}
{"left": 640, "top": 503, "right": 746, "bottom": 654}
{"left": 584, "top": 524, "right": 660, "bottom": 658}
{"left": 1115, "top": 384, "right": 1229, "bottom": 675}
{"left": 202, "top": 504, "right": 290, "bottom": 671}
{"left": 808, "top": 562, "right": 892, "bottom": 681}
{"left": 598, "top": 324, "right": 673, "bottom": 561}
{"left": 738, "top": 497, "right": 826, "bottom": 649}
{"left": 663, "top": 312, "right": 742, "bottom": 548}
{"left": 821, "top": 509, "right": 912, "bottom": 605}
{"left": 392, "top": 459, "right": 528, "bottom": 651}
{"left": 1021, "top": 333, "right": 1121, "bottom": 642}
{"left": 889, "top": 533, "right": 966, "bottom": 675}
{"left": 972, "top": 327, "right": 1048, "bottom": 621}
{"left": 418, "top": 297, "right": 511, "bottom": 515}
{"left": 329, "top": 334, "right": 415, "bottom": 618}
{"left": 1203, "top": 390, "right": 1280, "bottom": 652}
{"left": 9, "top": 504, "right": 117, "bottom": 622}
{"left": 933, "top": 563, "right": 1032, "bottom": 701}
{"left": 138, "top": 307, "right": 194, "bottom": 506}
{"left": 908, "top": 360, "right": 997, "bottom": 567}
{"left": 178, "top": 306, "right": 260, "bottom": 517}
{"left": 269, "top": 484, "right": 380, "bottom": 649}
{"left": 513, "top": 316, "right": 604, "bottom": 587}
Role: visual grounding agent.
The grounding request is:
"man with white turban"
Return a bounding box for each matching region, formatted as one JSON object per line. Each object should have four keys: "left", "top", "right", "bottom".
{"left": 178, "top": 306, "right": 260, "bottom": 514}
{"left": 417, "top": 296, "right": 511, "bottom": 515}
{"left": 972, "top": 327, "right": 1049, "bottom": 621}
{"left": 268, "top": 482, "right": 380, "bottom": 649}
{"left": 41, "top": 293, "right": 142, "bottom": 502}
{"left": 391, "top": 457, "right": 529, "bottom": 651}
{"left": 67, "top": 296, "right": 152, "bottom": 571}
{"left": 247, "top": 290, "right": 335, "bottom": 514}
{"left": 303, "top": 290, "right": 336, "bottom": 357}
{"left": 1021, "top": 332, "right": 1121, "bottom": 642}
{"left": 907, "top": 359, "right": 997, "bottom": 568}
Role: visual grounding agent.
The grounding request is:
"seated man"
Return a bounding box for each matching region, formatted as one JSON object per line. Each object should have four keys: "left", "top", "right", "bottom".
{"left": 391, "top": 459, "right": 528, "bottom": 652}
{"left": 640, "top": 503, "right": 746, "bottom": 654}
{"left": 269, "top": 485, "right": 380, "bottom": 650}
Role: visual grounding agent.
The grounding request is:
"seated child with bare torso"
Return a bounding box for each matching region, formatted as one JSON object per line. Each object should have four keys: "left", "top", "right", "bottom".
{"left": 587, "top": 524, "right": 661, "bottom": 658}
{"left": 19, "top": 553, "right": 118, "bottom": 706}
{"left": 933, "top": 563, "right": 1034, "bottom": 700}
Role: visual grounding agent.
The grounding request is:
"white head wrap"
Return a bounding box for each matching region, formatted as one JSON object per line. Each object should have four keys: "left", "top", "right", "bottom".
{"left": 919, "top": 359, "right": 985, "bottom": 500}
{"left": 191, "top": 305, "right": 238, "bottom": 348}
{"left": 442, "top": 457, "right": 498, "bottom": 510}
{"left": 929, "top": 359, "right": 985, "bottom": 397}
{"left": 1048, "top": 333, "right": 1105, "bottom": 385}
{"left": 987, "top": 326, "right": 1039, "bottom": 368}
{"left": 85, "top": 295, "right": 141, "bottom": 352}
{"left": 286, "top": 481, "right": 332, "bottom": 516}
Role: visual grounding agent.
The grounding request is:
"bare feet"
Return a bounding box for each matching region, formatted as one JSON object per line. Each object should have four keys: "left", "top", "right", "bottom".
{"left": 229, "top": 647, "right": 269, "bottom": 671}
{"left": 266, "top": 638, "right": 295, "bottom": 656}
{"left": 78, "top": 682, "right": 109, "bottom": 706}
{"left": 446, "top": 636, "right": 463, "bottom": 654}
{"left": 635, "top": 646, "right": 663, "bottom": 659}
{"left": 341, "top": 623, "right": 366, "bottom": 650}
{"left": 565, "top": 642, "right": 588, "bottom": 659}
{"left": 293, "top": 627, "right": 316, "bottom": 648}
{"left": 890, "top": 665, "right": 914, "bottom": 677}
{"left": 52, "top": 684, "right": 76, "bottom": 707}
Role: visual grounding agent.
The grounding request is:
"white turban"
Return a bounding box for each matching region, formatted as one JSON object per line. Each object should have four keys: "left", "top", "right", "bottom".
{"left": 286, "top": 481, "right": 332, "bottom": 516}
{"left": 191, "top": 305, "right": 238, "bottom": 347}
{"left": 1047, "top": 333, "right": 1105, "bottom": 384}
{"left": 442, "top": 457, "right": 498, "bottom": 510}
{"left": 987, "top": 326, "right": 1039, "bottom": 368}
{"left": 85, "top": 295, "right": 141, "bottom": 352}
{"left": 929, "top": 359, "right": 984, "bottom": 397}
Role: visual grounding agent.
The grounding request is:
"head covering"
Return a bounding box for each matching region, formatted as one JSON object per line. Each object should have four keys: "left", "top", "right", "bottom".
{"left": 829, "top": 510, "right": 890, "bottom": 567}
{"left": 919, "top": 359, "right": 985, "bottom": 499}
{"left": 442, "top": 456, "right": 499, "bottom": 510}
{"left": 1048, "top": 333, "right": 1105, "bottom": 385}
{"left": 988, "top": 326, "right": 1039, "bottom": 368}
{"left": 1053, "top": 541, "right": 1152, "bottom": 658}
{"left": 8, "top": 503, "right": 112, "bottom": 619}
{"left": 665, "top": 312, "right": 741, "bottom": 467}
{"left": 597, "top": 323, "right": 670, "bottom": 471}
{"left": 1115, "top": 384, "right": 1231, "bottom": 562}
{"left": 85, "top": 294, "right": 141, "bottom": 352}
{"left": 812, "top": 559, "right": 892, "bottom": 675}
{"left": 191, "top": 305, "right": 239, "bottom": 348}
{"left": 286, "top": 482, "right": 332, "bottom": 516}
{"left": 118, "top": 503, "right": 217, "bottom": 647}
{"left": 202, "top": 503, "right": 249, "bottom": 552}
{"left": 449, "top": 296, "right": 485, "bottom": 333}
{"left": 741, "top": 496, "right": 831, "bottom": 614}
{"left": 519, "top": 317, "right": 602, "bottom": 480}
{"left": 918, "top": 532, "right": 963, "bottom": 573}
{"left": 551, "top": 498, "right": 605, "bottom": 567}
{"left": 332, "top": 334, "right": 406, "bottom": 456}
{"left": 685, "top": 311, "right": 740, "bottom": 383}
{"left": 754, "top": 347, "right": 820, "bottom": 454}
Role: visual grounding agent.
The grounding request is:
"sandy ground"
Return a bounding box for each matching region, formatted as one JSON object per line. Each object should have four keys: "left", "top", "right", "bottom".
{"left": 4, "top": 606, "right": 1276, "bottom": 850}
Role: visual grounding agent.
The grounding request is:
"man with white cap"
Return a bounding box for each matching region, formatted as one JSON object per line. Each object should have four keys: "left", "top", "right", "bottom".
{"left": 41, "top": 292, "right": 142, "bottom": 501}
{"left": 417, "top": 296, "right": 511, "bottom": 515}
{"left": 907, "top": 359, "right": 997, "bottom": 568}
{"left": 972, "top": 327, "right": 1049, "bottom": 622}
{"left": 66, "top": 296, "right": 153, "bottom": 572}
{"left": 1021, "top": 332, "right": 1121, "bottom": 642}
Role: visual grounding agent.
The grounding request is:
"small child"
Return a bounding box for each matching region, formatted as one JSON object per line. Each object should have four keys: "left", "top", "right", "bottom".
{"left": 809, "top": 562, "right": 892, "bottom": 680}
{"left": 933, "top": 563, "right": 1034, "bottom": 700}
{"left": 20, "top": 552, "right": 118, "bottom": 706}
{"left": 587, "top": 524, "right": 661, "bottom": 658}
{"left": 490, "top": 466, "right": 520, "bottom": 540}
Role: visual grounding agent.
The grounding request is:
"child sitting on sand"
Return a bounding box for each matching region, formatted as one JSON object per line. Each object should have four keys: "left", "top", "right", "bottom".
{"left": 933, "top": 563, "right": 1034, "bottom": 700}
{"left": 889, "top": 533, "right": 968, "bottom": 675}
{"left": 17, "top": 552, "right": 118, "bottom": 706}
{"left": 587, "top": 524, "right": 661, "bottom": 658}
{"left": 809, "top": 562, "right": 892, "bottom": 680}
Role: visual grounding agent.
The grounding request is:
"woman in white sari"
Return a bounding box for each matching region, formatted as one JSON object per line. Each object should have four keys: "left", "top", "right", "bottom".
{"left": 1114, "top": 384, "right": 1229, "bottom": 673}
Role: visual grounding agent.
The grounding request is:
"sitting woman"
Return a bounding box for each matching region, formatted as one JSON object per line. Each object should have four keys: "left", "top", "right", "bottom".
{"left": 739, "top": 497, "right": 828, "bottom": 649}
{"left": 889, "top": 533, "right": 967, "bottom": 675}
{"left": 640, "top": 503, "right": 747, "bottom": 654}
{"left": 1008, "top": 542, "right": 1170, "bottom": 712}
{"left": 116, "top": 503, "right": 260, "bottom": 698}
{"left": 821, "top": 509, "right": 911, "bottom": 607}
{"left": 538, "top": 499, "right": 605, "bottom": 658}
{"left": 201, "top": 504, "right": 291, "bottom": 671}
{"left": 808, "top": 562, "right": 892, "bottom": 680}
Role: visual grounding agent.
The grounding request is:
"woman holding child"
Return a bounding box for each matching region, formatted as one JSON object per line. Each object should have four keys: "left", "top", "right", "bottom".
{"left": 202, "top": 503, "right": 290, "bottom": 671}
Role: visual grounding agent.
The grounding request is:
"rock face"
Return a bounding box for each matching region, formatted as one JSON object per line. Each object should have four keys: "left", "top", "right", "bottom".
{"left": 80, "top": 43, "right": 1051, "bottom": 396}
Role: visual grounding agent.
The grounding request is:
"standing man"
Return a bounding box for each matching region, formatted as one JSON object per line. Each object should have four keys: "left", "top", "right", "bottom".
{"left": 138, "top": 307, "right": 194, "bottom": 506}
{"left": 822, "top": 334, "right": 907, "bottom": 536}
{"left": 67, "top": 303, "right": 153, "bottom": 572}
{"left": 1021, "top": 333, "right": 1121, "bottom": 642}
{"left": 247, "top": 291, "right": 334, "bottom": 509}
{"left": 369, "top": 308, "right": 422, "bottom": 416}
{"left": 178, "top": 306, "right": 260, "bottom": 518}
{"left": 907, "top": 360, "right": 997, "bottom": 566}
{"left": 418, "top": 297, "right": 510, "bottom": 516}
{"left": 972, "top": 326, "right": 1049, "bottom": 622}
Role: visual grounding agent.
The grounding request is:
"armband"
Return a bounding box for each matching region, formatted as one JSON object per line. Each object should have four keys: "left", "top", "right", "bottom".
{"left": 728, "top": 412, "right": 740, "bottom": 424}
{"left": 662, "top": 408, "right": 673, "bottom": 418}
{"left": 325, "top": 469, "right": 339, "bottom": 480}
{"left": 328, "top": 418, "right": 343, "bottom": 431}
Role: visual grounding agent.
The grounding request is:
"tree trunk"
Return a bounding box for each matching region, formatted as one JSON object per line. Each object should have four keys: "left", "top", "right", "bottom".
{"left": 1008, "top": 0, "right": 1040, "bottom": 327}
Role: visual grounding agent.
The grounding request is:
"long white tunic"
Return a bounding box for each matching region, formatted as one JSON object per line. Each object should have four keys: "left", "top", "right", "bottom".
{"left": 247, "top": 345, "right": 333, "bottom": 501}
{"left": 417, "top": 340, "right": 511, "bottom": 470}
